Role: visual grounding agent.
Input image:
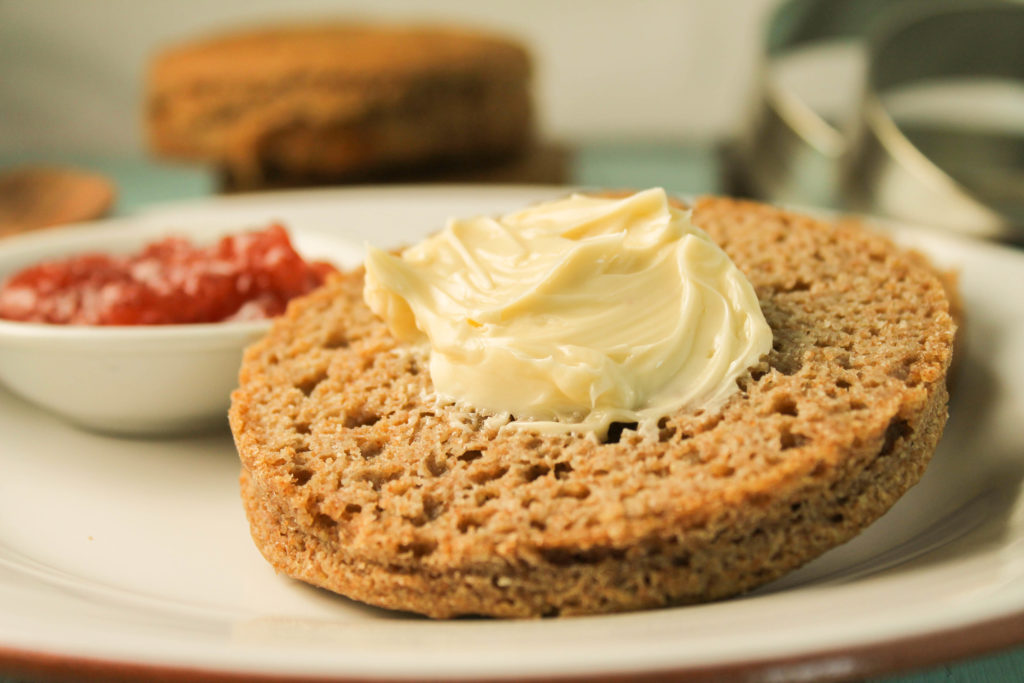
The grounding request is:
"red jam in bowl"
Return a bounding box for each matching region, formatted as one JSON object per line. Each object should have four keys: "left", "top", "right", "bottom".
{"left": 0, "top": 224, "right": 335, "bottom": 325}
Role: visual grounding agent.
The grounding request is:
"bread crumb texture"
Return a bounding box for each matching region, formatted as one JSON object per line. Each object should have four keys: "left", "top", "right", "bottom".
{"left": 230, "top": 196, "right": 956, "bottom": 618}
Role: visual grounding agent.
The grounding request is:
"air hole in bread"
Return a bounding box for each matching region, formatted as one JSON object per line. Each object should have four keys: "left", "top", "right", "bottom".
{"left": 656, "top": 417, "right": 677, "bottom": 442}
{"left": 294, "top": 421, "right": 311, "bottom": 435}
{"left": 829, "top": 513, "right": 845, "bottom": 524}
{"left": 290, "top": 466, "right": 313, "bottom": 486}
{"left": 344, "top": 410, "right": 380, "bottom": 428}
{"left": 297, "top": 368, "right": 329, "bottom": 396}
{"left": 530, "top": 519, "right": 547, "bottom": 531}
{"left": 356, "top": 466, "right": 401, "bottom": 490}
{"left": 424, "top": 452, "right": 448, "bottom": 477}
{"left": 358, "top": 440, "right": 383, "bottom": 459}
{"left": 771, "top": 395, "right": 799, "bottom": 417}
{"left": 343, "top": 503, "right": 362, "bottom": 517}
{"left": 785, "top": 279, "right": 811, "bottom": 292}
{"left": 672, "top": 553, "right": 691, "bottom": 568}
{"left": 780, "top": 426, "right": 809, "bottom": 451}
{"left": 457, "top": 514, "right": 483, "bottom": 532}
{"left": 774, "top": 356, "right": 803, "bottom": 376}
{"left": 397, "top": 538, "right": 436, "bottom": 558}
{"left": 553, "top": 462, "right": 573, "bottom": 479}
{"left": 850, "top": 399, "right": 867, "bottom": 410}
{"left": 879, "top": 417, "right": 912, "bottom": 457}
{"left": 522, "top": 463, "right": 549, "bottom": 482}
{"left": 323, "top": 329, "right": 349, "bottom": 349}
{"left": 836, "top": 379, "right": 852, "bottom": 390}
{"left": 890, "top": 354, "right": 919, "bottom": 383}
{"left": 604, "top": 421, "right": 638, "bottom": 444}
{"left": 313, "top": 513, "right": 336, "bottom": 530}
{"left": 888, "top": 363, "right": 908, "bottom": 382}
{"left": 419, "top": 493, "right": 444, "bottom": 520}
{"left": 469, "top": 463, "right": 509, "bottom": 485}
{"left": 458, "top": 449, "right": 483, "bottom": 463}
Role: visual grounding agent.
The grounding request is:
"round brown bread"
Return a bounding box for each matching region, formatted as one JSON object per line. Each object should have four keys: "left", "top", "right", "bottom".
{"left": 229, "top": 196, "right": 956, "bottom": 618}
{"left": 146, "top": 24, "right": 532, "bottom": 190}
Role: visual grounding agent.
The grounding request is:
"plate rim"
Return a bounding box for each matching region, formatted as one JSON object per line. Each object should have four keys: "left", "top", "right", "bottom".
{"left": 1, "top": 611, "right": 1021, "bottom": 682}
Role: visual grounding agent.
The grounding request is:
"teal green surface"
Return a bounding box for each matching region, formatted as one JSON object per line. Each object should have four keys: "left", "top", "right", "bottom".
{"left": 0, "top": 144, "right": 1020, "bottom": 683}
{"left": 573, "top": 140, "right": 725, "bottom": 196}
{"left": 882, "top": 648, "right": 1024, "bottom": 683}
{"left": 0, "top": 153, "right": 216, "bottom": 217}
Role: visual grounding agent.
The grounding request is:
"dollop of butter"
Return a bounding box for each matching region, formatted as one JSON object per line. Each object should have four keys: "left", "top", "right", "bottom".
{"left": 363, "top": 188, "right": 772, "bottom": 436}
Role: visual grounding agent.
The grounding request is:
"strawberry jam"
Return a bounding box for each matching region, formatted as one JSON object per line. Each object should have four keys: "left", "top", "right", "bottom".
{"left": 0, "top": 224, "right": 335, "bottom": 325}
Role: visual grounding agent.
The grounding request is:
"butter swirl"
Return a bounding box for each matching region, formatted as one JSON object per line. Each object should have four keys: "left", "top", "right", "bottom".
{"left": 363, "top": 188, "right": 772, "bottom": 436}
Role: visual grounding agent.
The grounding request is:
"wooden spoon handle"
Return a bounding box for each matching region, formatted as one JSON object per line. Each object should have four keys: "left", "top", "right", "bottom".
{"left": 0, "top": 166, "right": 115, "bottom": 237}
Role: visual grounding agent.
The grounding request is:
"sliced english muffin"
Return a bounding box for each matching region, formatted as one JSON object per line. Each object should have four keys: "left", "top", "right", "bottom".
{"left": 230, "top": 196, "right": 956, "bottom": 617}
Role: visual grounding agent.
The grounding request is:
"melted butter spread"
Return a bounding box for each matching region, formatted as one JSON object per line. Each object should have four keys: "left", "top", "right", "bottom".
{"left": 363, "top": 188, "right": 772, "bottom": 436}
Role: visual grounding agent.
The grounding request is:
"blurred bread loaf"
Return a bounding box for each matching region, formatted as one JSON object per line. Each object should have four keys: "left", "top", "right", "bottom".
{"left": 146, "top": 24, "right": 538, "bottom": 190}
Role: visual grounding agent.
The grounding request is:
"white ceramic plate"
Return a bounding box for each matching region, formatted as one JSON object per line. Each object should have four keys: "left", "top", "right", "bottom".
{"left": 1, "top": 186, "right": 1022, "bottom": 682}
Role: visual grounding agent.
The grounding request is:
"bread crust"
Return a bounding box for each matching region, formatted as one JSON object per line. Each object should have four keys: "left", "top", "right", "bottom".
{"left": 230, "top": 196, "right": 957, "bottom": 617}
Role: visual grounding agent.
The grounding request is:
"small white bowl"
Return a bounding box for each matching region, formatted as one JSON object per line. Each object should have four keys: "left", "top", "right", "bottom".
{"left": 0, "top": 217, "right": 362, "bottom": 436}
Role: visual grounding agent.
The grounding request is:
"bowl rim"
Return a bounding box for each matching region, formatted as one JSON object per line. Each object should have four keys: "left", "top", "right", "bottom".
{"left": 0, "top": 315, "right": 272, "bottom": 345}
